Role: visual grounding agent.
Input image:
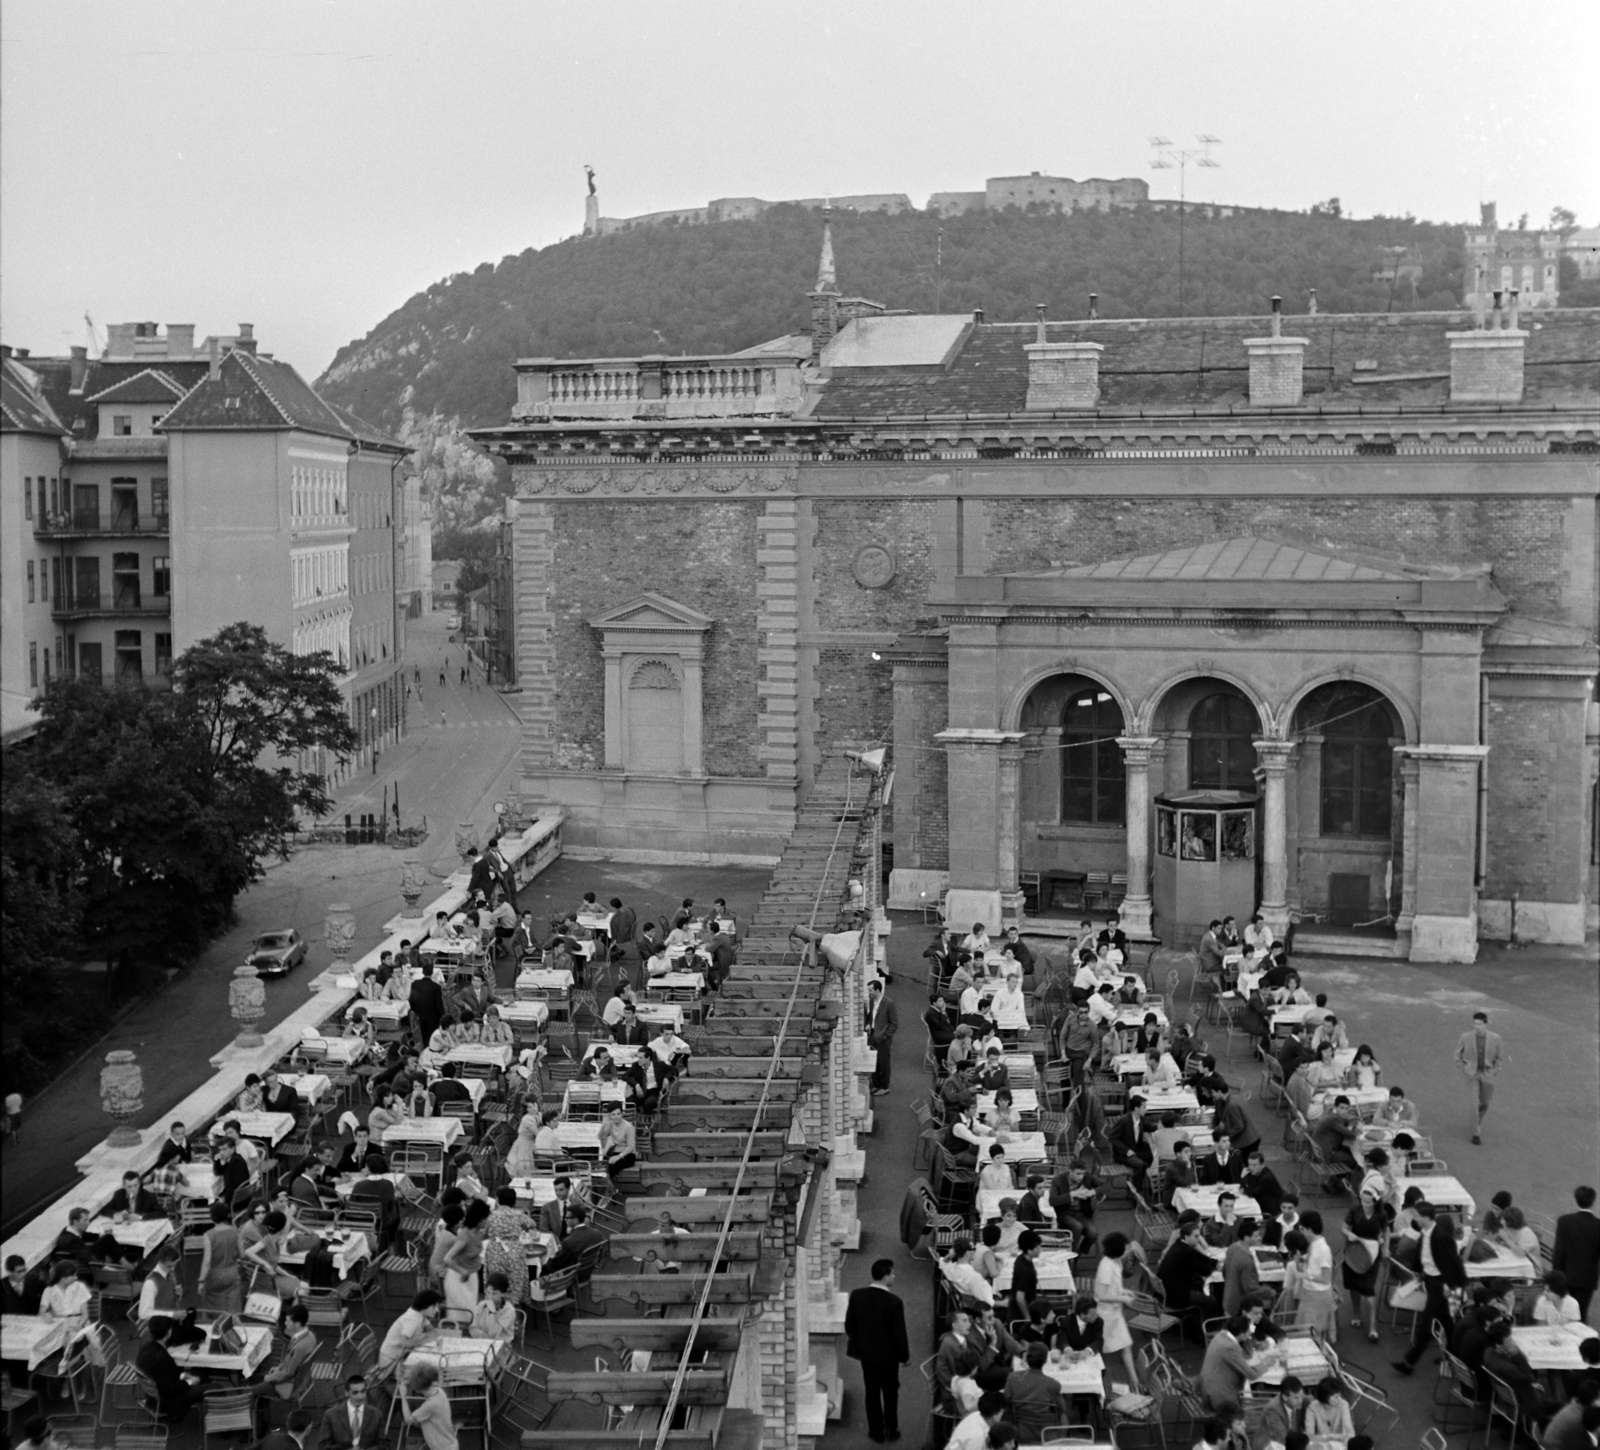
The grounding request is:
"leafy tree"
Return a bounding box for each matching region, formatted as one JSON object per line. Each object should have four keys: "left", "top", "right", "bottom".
{"left": 1549, "top": 206, "right": 1577, "bottom": 232}
{"left": 433, "top": 525, "right": 500, "bottom": 596}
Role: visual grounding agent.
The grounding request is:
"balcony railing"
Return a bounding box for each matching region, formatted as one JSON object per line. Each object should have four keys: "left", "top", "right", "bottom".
{"left": 34, "top": 511, "right": 169, "bottom": 539}
{"left": 513, "top": 351, "right": 808, "bottom": 421}
{"left": 51, "top": 598, "right": 171, "bottom": 622}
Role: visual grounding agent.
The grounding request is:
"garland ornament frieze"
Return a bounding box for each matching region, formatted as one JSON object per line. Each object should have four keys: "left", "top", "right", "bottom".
{"left": 514, "top": 463, "right": 799, "bottom": 498}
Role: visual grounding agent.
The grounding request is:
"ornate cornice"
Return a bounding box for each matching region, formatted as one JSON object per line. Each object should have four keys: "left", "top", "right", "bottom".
{"left": 938, "top": 611, "right": 1491, "bottom": 633}
{"left": 513, "top": 463, "right": 799, "bottom": 499}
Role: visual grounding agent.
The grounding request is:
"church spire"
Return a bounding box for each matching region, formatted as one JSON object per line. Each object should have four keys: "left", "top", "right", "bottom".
{"left": 814, "top": 205, "right": 838, "bottom": 293}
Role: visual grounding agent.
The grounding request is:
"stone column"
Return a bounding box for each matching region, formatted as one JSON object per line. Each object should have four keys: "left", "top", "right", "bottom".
{"left": 1395, "top": 744, "right": 1489, "bottom": 962}
{"left": 1395, "top": 753, "right": 1421, "bottom": 943}
{"left": 1254, "top": 740, "right": 1296, "bottom": 938}
{"left": 938, "top": 728, "right": 1027, "bottom": 931}
{"left": 1115, "top": 736, "right": 1160, "bottom": 940}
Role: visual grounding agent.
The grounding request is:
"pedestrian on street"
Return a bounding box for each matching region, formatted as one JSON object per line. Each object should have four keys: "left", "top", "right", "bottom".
{"left": 460, "top": 666, "right": 467, "bottom": 685}
{"left": 439, "top": 667, "right": 446, "bottom": 686}
{"left": 1453, "top": 1009, "right": 1504, "bottom": 1145}
{"left": 866, "top": 978, "right": 898, "bottom": 1097}
{"left": 439, "top": 708, "right": 446, "bottom": 728}
{"left": 845, "top": 1258, "right": 909, "bottom": 1443}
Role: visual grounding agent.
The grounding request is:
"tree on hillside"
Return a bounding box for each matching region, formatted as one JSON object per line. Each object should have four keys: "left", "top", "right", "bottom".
{"left": 432, "top": 525, "right": 500, "bottom": 596}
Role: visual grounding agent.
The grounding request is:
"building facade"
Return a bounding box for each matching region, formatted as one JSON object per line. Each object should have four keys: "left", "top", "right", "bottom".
{"left": 474, "top": 240, "right": 1600, "bottom": 958}
{"left": 3, "top": 322, "right": 411, "bottom": 781}
{"left": 1464, "top": 203, "right": 1564, "bottom": 309}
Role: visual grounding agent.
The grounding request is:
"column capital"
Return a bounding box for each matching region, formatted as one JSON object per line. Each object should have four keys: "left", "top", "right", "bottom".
{"left": 1252, "top": 739, "right": 1297, "bottom": 770}
{"left": 935, "top": 729, "right": 1028, "bottom": 748}
{"left": 1115, "top": 735, "right": 1162, "bottom": 767}
{"left": 1394, "top": 743, "right": 1489, "bottom": 764}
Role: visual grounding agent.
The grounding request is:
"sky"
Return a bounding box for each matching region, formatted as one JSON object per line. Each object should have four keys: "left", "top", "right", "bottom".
{"left": 3, "top": 0, "right": 1597, "bottom": 378}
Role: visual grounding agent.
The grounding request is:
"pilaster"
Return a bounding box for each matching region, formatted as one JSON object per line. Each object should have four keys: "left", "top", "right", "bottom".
{"left": 1254, "top": 740, "right": 1297, "bottom": 937}
{"left": 512, "top": 500, "right": 556, "bottom": 777}
{"left": 1116, "top": 736, "right": 1161, "bottom": 940}
{"left": 758, "top": 499, "right": 801, "bottom": 781}
{"left": 1396, "top": 743, "right": 1490, "bottom": 963}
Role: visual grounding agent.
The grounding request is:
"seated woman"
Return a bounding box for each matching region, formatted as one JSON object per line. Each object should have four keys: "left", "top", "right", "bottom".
{"left": 1496, "top": 1207, "right": 1542, "bottom": 1266}
{"left": 237, "top": 1074, "right": 266, "bottom": 1113}
{"left": 1271, "top": 972, "right": 1313, "bottom": 1007}
{"left": 344, "top": 1006, "right": 376, "bottom": 1045}
{"left": 1346, "top": 1044, "right": 1382, "bottom": 1090}
{"left": 368, "top": 1084, "right": 405, "bottom": 1138}
{"left": 531, "top": 1108, "right": 564, "bottom": 1159}
{"left": 1304, "top": 1375, "right": 1355, "bottom": 1442}
{"left": 1530, "top": 1270, "right": 1581, "bottom": 1325}
{"left": 972, "top": 1223, "right": 1005, "bottom": 1283}
{"left": 986, "top": 1088, "right": 1017, "bottom": 1140}
{"left": 478, "top": 1006, "right": 514, "bottom": 1046}
{"left": 644, "top": 943, "right": 673, "bottom": 979}
{"left": 664, "top": 915, "right": 696, "bottom": 951}
{"left": 40, "top": 1261, "right": 92, "bottom": 1330}
{"left": 1303, "top": 1042, "right": 1346, "bottom": 1098}
{"left": 978, "top": 1143, "right": 1014, "bottom": 1192}
{"left": 426, "top": 1017, "right": 458, "bottom": 1057}
{"left": 468, "top": 1271, "right": 517, "bottom": 1340}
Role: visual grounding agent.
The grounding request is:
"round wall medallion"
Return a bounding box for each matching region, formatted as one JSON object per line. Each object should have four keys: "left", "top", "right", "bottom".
{"left": 852, "top": 543, "right": 897, "bottom": 589}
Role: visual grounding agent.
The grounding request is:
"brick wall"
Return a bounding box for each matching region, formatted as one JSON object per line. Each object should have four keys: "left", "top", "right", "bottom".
{"left": 1484, "top": 691, "right": 1589, "bottom": 903}
{"left": 547, "top": 500, "right": 761, "bottom": 776}
{"left": 980, "top": 495, "right": 1576, "bottom": 624}
{"left": 810, "top": 498, "right": 943, "bottom": 633}
{"left": 892, "top": 664, "right": 950, "bottom": 871}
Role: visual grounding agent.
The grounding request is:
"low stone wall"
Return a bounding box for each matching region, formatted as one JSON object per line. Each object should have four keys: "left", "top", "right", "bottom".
{"left": 0, "top": 814, "right": 565, "bottom": 1271}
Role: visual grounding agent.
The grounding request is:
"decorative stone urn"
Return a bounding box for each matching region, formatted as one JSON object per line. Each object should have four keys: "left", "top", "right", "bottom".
{"left": 100, "top": 1050, "right": 144, "bottom": 1148}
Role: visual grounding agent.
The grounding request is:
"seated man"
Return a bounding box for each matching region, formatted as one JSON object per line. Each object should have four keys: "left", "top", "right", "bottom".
{"left": 1047, "top": 1160, "right": 1100, "bottom": 1251}
{"left": 137, "top": 1317, "right": 207, "bottom": 1423}
{"left": 1161, "top": 1140, "right": 1199, "bottom": 1207}
{"left": 974, "top": 1047, "right": 1010, "bottom": 1093}
{"left": 428, "top": 1062, "right": 475, "bottom": 1109}
{"left": 542, "top": 1205, "right": 610, "bottom": 1278}
{"left": 108, "top": 1169, "right": 164, "bottom": 1219}
{"left": 336, "top": 1127, "right": 387, "bottom": 1177}
{"left": 1003, "top": 1340, "right": 1065, "bottom": 1435}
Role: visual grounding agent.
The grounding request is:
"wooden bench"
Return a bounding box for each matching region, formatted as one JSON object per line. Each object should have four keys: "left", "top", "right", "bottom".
{"left": 620, "top": 1193, "right": 771, "bottom": 1226}
{"left": 606, "top": 1231, "right": 762, "bottom": 1265}
{"left": 696, "top": 1018, "right": 812, "bottom": 1040}
{"left": 521, "top": 1406, "right": 721, "bottom": 1450}
{"left": 544, "top": 1370, "right": 729, "bottom": 1407}
{"left": 669, "top": 1078, "right": 803, "bottom": 1103}
{"left": 586, "top": 1270, "right": 753, "bottom": 1308}
{"left": 657, "top": 1104, "right": 793, "bottom": 1132}
{"left": 569, "top": 1318, "right": 743, "bottom": 1354}
{"left": 636, "top": 1160, "right": 783, "bottom": 1193}
{"left": 650, "top": 1129, "right": 788, "bottom": 1160}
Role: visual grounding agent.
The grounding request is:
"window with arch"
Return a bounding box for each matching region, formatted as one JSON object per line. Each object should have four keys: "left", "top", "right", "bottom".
{"left": 1312, "top": 684, "right": 1395, "bottom": 838}
{"left": 1189, "top": 693, "right": 1258, "bottom": 792}
{"left": 1060, "top": 689, "right": 1125, "bottom": 823}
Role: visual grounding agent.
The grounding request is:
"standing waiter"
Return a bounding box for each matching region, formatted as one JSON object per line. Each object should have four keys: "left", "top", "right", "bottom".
{"left": 845, "top": 1258, "right": 910, "bottom": 1442}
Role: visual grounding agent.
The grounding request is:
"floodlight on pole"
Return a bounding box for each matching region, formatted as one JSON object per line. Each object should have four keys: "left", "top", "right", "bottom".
{"left": 1150, "top": 134, "right": 1223, "bottom": 317}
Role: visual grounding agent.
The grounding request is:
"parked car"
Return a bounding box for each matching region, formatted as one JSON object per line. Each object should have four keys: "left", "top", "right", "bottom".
{"left": 247, "top": 929, "right": 306, "bottom": 977}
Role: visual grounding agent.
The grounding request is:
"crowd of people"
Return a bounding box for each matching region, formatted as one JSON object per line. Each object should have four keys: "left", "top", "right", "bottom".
{"left": 903, "top": 913, "right": 1599, "bottom": 1450}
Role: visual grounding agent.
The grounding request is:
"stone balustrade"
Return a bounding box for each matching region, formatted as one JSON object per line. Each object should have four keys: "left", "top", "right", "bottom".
{"left": 513, "top": 351, "right": 808, "bottom": 421}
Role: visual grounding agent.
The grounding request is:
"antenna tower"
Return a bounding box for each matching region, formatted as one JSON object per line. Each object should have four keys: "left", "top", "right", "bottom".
{"left": 1150, "top": 134, "right": 1222, "bottom": 316}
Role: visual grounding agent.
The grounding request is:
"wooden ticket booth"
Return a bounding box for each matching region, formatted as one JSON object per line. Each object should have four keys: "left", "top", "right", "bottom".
{"left": 1152, "top": 789, "right": 1258, "bottom": 942}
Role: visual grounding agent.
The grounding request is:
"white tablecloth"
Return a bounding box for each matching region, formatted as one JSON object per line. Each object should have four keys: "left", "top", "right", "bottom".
{"left": 381, "top": 1117, "right": 463, "bottom": 1148}
{"left": 1407, "top": 1174, "right": 1475, "bottom": 1216}
{"left": 993, "top": 1133, "right": 1047, "bottom": 1164}
{"left": 305, "top": 1034, "right": 372, "bottom": 1062}
{"left": 498, "top": 1000, "right": 550, "bottom": 1029}
{"left": 517, "top": 968, "right": 574, "bottom": 993}
{"left": 1172, "top": 1186, "right": 1262, "bottom": 1219}
{"left": 576, "top": 912, "right": 614, "bottom": 933}
{"left": 279, "top": 1229, "right": 370, "bottom": 1280}
{"left": 1511, "top": 1322, "right": 1598, "bottom": 1371}
{"left": 171, "top": 1323, "right": 274, "bottom": 1376}
{"left": 1114, "top": 1006, "right": 1168, "bottom": 1029}
{"left": 1249, "top": 1337, "right": 1330, "bottom": 1387}
{"left": 88, "top": 1216, "right": 175, "bottom": 1254}
{"left": 276, "top": 1072, "right": 332, "bottom": 1104}
{"left": 0, "top": 1316, "right": 71, "bottom": 1370}
{"left": 1463, "top": 1243, "right": 1539, "bottom": 1281}
{"left": 648, "top": 971, "right": 705, "bottom": 993}
{"left": 1138, "top": 1087, "right": 1201, "bottom": 1115}
{"left": 977, "top": 1089, "right": 1039, "bottom": 1118}
{"left": 555, "top": 1122, "right": 603, "bottom": 1153}
{"left": 406, "top": 1336, "right": 507, "bottom": 1384}
{"left": 994, "top": 1247, "right": 1076, "bottom": 1292}
{"left": 634, "top": 1002, "right": 685, "bottom": 1030}
{"left": 1038, "top": 1351, "right": 1106, "bottom": 1398}
{"left": 443, "top": 1042, "right": 513, "bottom": 1070}
{"left": 215, "top": 1111, "right": 296, "bottom": 1145}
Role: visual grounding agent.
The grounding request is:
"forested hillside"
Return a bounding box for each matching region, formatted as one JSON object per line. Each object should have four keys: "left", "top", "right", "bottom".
{"left": 315, "top": 202, "right": 1469, "bottom": 529}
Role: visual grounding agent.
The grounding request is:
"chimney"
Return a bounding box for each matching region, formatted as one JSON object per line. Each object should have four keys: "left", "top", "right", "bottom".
{"left": 69, "top": 346, "right": 88, "bottom": 390}
{"left": 973, "top": 308, "right": 985, "bottom": 326}
{"left": 1447, "top": 287, "right": 1526, "bottom": 403}
{"left": 234, "top": 323, "right": 257, "bottom": 355}
{"left": 208, "top": 336, "right": 221, "bottom": 382}
{"left": 1087, "top": 293, "right": 1099, "bottom": 320}
{"left": 166, "top": 323, "right": 195, "bottom": 357}
{"left": 1243, "top": 295, "right": 1309, "bottom": 406}
{"left": 1024, "top": 307, "right": 1103, "bottom": 410}
{"left": 1307, "top": 288, "right": 1318, "bottom": 316}
{"left": 1480, "top": 201, "right": 1497, "bottom": 231}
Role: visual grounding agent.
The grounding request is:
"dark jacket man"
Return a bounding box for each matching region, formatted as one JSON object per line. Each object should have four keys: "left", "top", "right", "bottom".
{"left": 845, "top": 1263, "right": 911, "bottom": 1443}
{"left": 408, "top": 968, "right": 446, "bottom": 1042}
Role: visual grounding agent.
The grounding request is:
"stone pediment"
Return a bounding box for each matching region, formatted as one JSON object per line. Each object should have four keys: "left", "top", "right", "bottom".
{"left": 588, "top": 593, "right": 714, "bottom": 635}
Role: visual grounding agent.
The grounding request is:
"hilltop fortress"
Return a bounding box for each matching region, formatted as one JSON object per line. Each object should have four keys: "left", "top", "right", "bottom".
{"left": 582, "top": 170, "right": 1157, "bottom": 236}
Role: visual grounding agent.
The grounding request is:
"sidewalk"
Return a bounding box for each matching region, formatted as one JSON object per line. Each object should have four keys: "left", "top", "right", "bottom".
{"left": 0, "top": 613, "right": 526, "bottom": 1234}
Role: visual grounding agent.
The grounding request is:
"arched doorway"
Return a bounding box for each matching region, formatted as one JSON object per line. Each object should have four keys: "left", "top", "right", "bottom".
{"left": 1291, "top": 682, "right": 1404, "bottom": 930}
{"left": 1018, "top": 673, "right": 1128, "bottom": 914}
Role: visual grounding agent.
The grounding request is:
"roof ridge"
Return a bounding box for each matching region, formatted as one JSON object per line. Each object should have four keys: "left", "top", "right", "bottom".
{"left": 83, "top": 365, "right": 190, "bottom": 404}
{"left": 231, "top": 350, "right": 296, "bottom": 427}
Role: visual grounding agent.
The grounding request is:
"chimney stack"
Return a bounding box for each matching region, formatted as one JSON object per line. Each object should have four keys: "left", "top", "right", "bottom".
{"left": 1087, "top": 293, "right": 1099, "bottom": 320}
{"left": 1024, "top": 312, "right": 1103, "bottom": 411}
{"left": 69, "top": 345, "right": 88, "bottom": 391}
{"left": 208, "top": 336, "right": 221, "bottom": 381}
{"left": 1243, "top": 295, "right": 1309, "bottom": 406}
{"left": 1448, "top": 287, "right": 1526, "bottom": 403}
{"left": 1035, "top": 303, "right": 1048, "bottom": 344}
{"left": 973, "top": 308, "right": 985, "bottom": 326}
{"left": 235, "top": 322, "right": 257, "bottom": 355}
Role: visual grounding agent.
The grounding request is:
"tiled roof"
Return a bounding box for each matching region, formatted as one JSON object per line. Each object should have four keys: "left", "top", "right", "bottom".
{"left": 160, "top": 350, "right": 354, "bottom": 438}
{"left": 0, "top": 358, "right": 68, "bottom": 435}
{"left": 813, "top": 309, "right": 1600, "bottom": 417}
{"left": 326, "top": 401, "right": 409, "bottom": 452}
{"left": 84, "top": 368, "right": 188, "bottom": 406}
{"left": 1044, "top": 538, "right": 1420, "bottom": 582}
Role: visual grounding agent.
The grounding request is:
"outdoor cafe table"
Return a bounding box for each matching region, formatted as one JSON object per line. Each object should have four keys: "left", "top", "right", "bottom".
{"left": 1035, "top": 1352, "right": 1107, "bottom": 1400}
{"left": 517, "top": 968, "right": 574, "bottom": 995}
{"left": 213, "top": 1111, "right": 296, "bottom": 1146}
{"left": 427, "top": 1072, "right": 487, "bottom": 1106}
{"left": 1148, "top": 1125, "right": 1215, "bottom": 1166}
{"left": 172, "top": 1165, "right": 218, "bottom": 1200}
{"left": 1, "top": 1315, "right": 72, "bottom": 1369}
{"left": 381, "top": 1117, "right": 463, "bottom": 1149}
{"left": 647, "top": 971, "right": 705, "bottom": 995}
{"left": 1463, "top": 1243, "right": 1539, "bottom": 1281}
{"left": 1407, "top": 1174, "right": 1476, "bottom": 1217}
{"left": 992, "top": 1133, "right": 1048, "bottom": 1165}
{"left": 303, "top": 1033, "right": 372, "bottom": 1064}
{"left": 407, "top": 1336, "right": 509, "bottom": 1384}
{"left": 995, "top": 1248, "right": 1076, "bottom": 1293}
{"left": 275, "top": 1072, "right": 333, "bottom": 1106}
{"left": 576, "top": 911, "right": 613, "bottom": 933}
{"left": 444, "top": 1043, "right": 514, "bottom": 1071}
{"left": 171, "top": 1322, "right": 274, "bottom": 1377}
{"left": 584, "top": 1042, "right": 644, "bottom": 1068}
{"left": 1511, "top": 1322, "right": 1599, "bottom": 1371}
{"left": 280, "top": 1229, "right": 371, "bottom": 1280}
{"left": 977, "top": 1089, "right": 1040, "bottom": 1119}
{"left": 419, "top": 938, "right": 482, "bottom": 964}
{"left": 1138, "top": 1086, "right": 1201, "bottom": 1116}
{"left": 634, "top": 1001, "right": 686, "bottom": 1031}
{"left": 498, "top": 1000, "right": 550, "bottom": 1032}
{"left": 1249, "top": 1335, "right": 1331, "bottom": 1388}
{"left": 554, "top": 1122, "right": 603, "bottom": 1156}
{"left": 334, "top": 1172, "right": 411, "bottom": 1200}
{"left": 1114, "top": 1005, "right": 1167, "bottom": 1030}
{"left": 979, "top": 1188, "right": 1054, "bottom": 1225}
{"left": 1313, "top": 1086, "right": 1389, "bottom": 1115}
{"left": 510, "top": 1175, "right": 600, "bottom": 1207}
{"left": 88, "top": 1215, "right": 176, "bottom": 1256}
{"left": 1172, "top": 1186, "right": 1263, "bottom": 1219}
{"left": 564, "top": 1081, "right": 628, "bottom": 1114}
{"left": 1271, "top": 1005, "right": 1323, "bottom": 1032}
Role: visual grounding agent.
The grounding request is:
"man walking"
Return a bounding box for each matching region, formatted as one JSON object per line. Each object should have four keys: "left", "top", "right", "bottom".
{"left": 845, "top": 1258, "right": 910, "bottom": 1443}
{"left": 866, "top": 978, "right": 898, "bottom": 1096}
{"left": 1453, "top": 1010, "right": 1504, "bottom": 1145}
{"left": 1552, "top": 1186, "right": 1600, "bottom": 1322}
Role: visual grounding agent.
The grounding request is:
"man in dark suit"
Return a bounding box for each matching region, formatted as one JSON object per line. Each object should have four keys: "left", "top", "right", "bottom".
{"left": 1394, "top": 1202, "right": 1469, "bottom": 1374}
{"left": 538, "top": 1178, "right": 578, "bottom": 1240}
{"left": 706, "top": 929, "right": 737, "bottom": 994}
{"left": 319, "top": 1375, "right": 385, "bottom": 1450}
{"left": 1058, "top": 1295, "right": 1105, "bottom": 1356}
{"left": 1200, "top": 1130, "right": 1245, "bottom": 1186}
{"left": 53, "top": 1208, "right": 97, "bottom": 1266}
{"left": 607, "top": 897, "right": 636, "bottom": 964}
{"left": 1240, "top": 1151, "right": 1285, "bottom": 1226}
{"left": 347, "top": 1156, "right": 400, "bottom": 1245}
{"left": 408, "top": 963, "right": 446, "bottom": 1044}
{"left": 428, "top": 1063, "right": 473, "bottom": 1111}
{"left": 336, "top": 1128, "right": 387, "bottom": 1177}
{"left": 545, "top": 1206, "right": 609, "bottom": 1275}
{"left": 611, "top": 1004, "right": 652, "bottom": 1048}
{"left": 865, "top": 979, "right": 898, "bottom": 1095}
{"left": 1554, "top": 1186, "right": 1600, "bottom": 1321}
{"left": 137, "top": 1317, "right": 207, "bottom": 1423}
{"left": 845, "top": 1258, "right": 910, "bottom": 1443}
{"left": 260, "top": 1407, "right": 315, "bottom": 1450}
{"left": 465, "top": 848, "right": 497, "bottom": 902}
{"left": 260, "top": 1068, "right": 300, "bottom": 1118}
{"left": 2, "top": 1254, "right": 41, "bottom": 1315}
{"left": 1106, "top": 1096, "right": 1153, "bottom": 1194}
{"left": 108, "top": 1170, "right": 165, "bottom": 1218}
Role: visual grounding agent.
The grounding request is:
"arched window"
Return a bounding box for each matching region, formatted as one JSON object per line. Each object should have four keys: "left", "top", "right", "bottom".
{"left": 1316, "top": 687, "right": 1395, "bottom": 837}
{"left": 1189, "top": 693, "right": 1258, "bottom": 792}
{"left": 1061, "top": 690, "right": 1125, "bottom": 824}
